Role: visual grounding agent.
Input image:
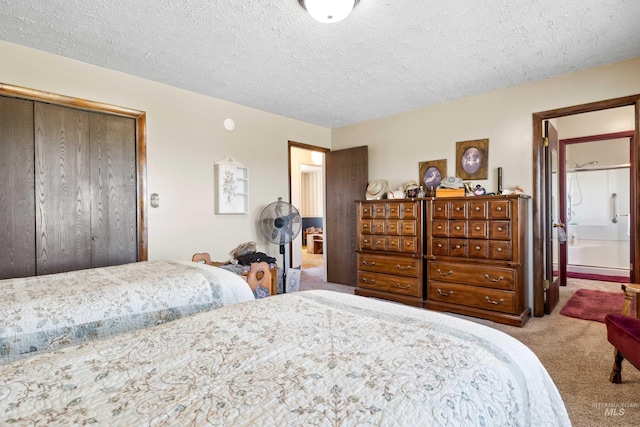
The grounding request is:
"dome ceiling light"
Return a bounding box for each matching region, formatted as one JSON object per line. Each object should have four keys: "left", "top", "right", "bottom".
{"left": 298, "top": 0, "right": 360, "bottom": 24}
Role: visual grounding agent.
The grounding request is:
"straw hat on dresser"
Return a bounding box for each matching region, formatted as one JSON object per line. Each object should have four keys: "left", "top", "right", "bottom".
{"left": 365, "top": 179, "right": 388, "bottom": 200}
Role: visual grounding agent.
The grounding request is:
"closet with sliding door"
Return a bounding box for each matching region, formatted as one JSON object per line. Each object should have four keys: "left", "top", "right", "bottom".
{"left": 0, "top": 88, "right": 146, "bottom": 280}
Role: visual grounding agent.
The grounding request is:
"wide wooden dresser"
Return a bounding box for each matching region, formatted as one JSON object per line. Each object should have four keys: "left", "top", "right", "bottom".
{"left": 355, "top": 200, "right": 423, "bottom": 307}
{"left": 424, "top": 195, "right": 531, "bottom": 326}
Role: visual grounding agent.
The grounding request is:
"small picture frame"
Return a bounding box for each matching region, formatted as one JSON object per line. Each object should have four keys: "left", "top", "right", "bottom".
{"left": 456, "top": 139, "right": 489, "bottom": 180}
{"left": 419, "top": 159, "right": 447, "bottom": 192}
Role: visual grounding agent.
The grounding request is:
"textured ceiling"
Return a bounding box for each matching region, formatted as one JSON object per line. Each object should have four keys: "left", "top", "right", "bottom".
{"left": 1, "top": 0, "right": 639, "bottom": 128}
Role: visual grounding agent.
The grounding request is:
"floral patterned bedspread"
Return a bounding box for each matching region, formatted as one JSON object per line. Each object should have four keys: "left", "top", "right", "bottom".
{"left": 0, "top": 290, "right": 570, "bottom": 426}
{"left": 0, "top": 261, "right": 254, "bottom": 363}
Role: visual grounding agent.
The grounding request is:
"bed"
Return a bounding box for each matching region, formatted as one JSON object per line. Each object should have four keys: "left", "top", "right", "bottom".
{"left": 0, "top": 290, "right": 570, "bottom": 426}
{"left": 0, "top": 261, "right": 254, "bottom": 363}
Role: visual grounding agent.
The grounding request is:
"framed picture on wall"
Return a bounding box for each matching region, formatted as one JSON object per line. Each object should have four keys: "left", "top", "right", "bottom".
{"left": 419, "top": 159, "right": 447, "bottom": 192}
{"left": 215, "top": 156, "right": 249, "bottom": 214}
{"left": 456, "top": 138, "right": 489, "bottom": 180}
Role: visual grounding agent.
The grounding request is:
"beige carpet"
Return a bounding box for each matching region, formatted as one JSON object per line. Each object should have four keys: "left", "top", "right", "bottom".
{"left": 298, "top": 272, "right": 640, "bottom": 427}
{"left": 301, "top": 246, "right": 324, "bottom": 269}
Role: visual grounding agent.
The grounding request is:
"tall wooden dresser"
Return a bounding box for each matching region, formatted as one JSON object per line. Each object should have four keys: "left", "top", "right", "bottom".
{"left": 424, "top": 195, "right": 531, "bottom": 326}
{"left": 355, "top": 200, "right": 423, "bottom": 307}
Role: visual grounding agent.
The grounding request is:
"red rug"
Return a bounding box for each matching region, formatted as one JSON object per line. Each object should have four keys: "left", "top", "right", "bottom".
{"left": 560, "top": 289, "right": 636, "bottom": 323}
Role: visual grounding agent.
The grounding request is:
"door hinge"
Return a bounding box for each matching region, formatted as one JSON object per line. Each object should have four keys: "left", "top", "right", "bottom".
{"left": 543, "top": 279, "right": 550, "bottom": 290}
{"left": 543, "top": 137, "right": 549, "bottom": 147}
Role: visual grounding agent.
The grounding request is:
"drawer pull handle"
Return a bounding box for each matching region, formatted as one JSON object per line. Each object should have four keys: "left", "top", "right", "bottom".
{"left": 485, "top": 296, "right": 505, "bottom": 305}
{"left": 474, "top": 206, "right": 480, "bottom": 211}
{"left": 474, "top": 245, "right": 481, "bottom": 250}
{"left": 497, "top": 248, "right": 503, "bottom": 252}
{"left": 437, "top": 243, "right": 443, "bottom": 248}
{"left": 376, "top": 224, "right": 383, "bottom": 228}
{"left": 497, "top": 227, "right": 504, "bottom": 231}
{"left": 455, "top": 226, "right": 461, "bottom": 230}
{"left": 496, "top": 207, "right": 503, "bottom": 212}
{"left": 363, "top": 239, "right": 370, "bottom": 243}
{"left": 396, "top": 283, "right": 411, "bottom": 289}
{"left": 475, "top": 226, "right": 481, "bottom": 231}
{"left": 363, "top": 261, "right": 376, "bottom": 266}
{"left": 455, "top": 245, "right": 461, "bottom": 249}
{"left": 456, "top": 207, "right": 462, "bottom": 211}
{"left": 363, "top": 224, "right": 369, "bottom": 228}
{"left": 484, "top": 274, "right": 504, "bottom": 282}
{"left": 396, "top": 264, "right": 411, "bottom": 270}
{"left": 437, "top": 288, "right": 453, "bottom": 296}
{"left": 363, "top": 278, "right": 375, "bottom": 284}
{"left": 437, "top": 269, "right": 453, "bottom": 276}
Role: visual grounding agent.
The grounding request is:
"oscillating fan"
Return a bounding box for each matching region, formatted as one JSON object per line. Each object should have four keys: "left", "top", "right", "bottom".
{"left": 258, "top": 197, "right": 302, "bottom": 292}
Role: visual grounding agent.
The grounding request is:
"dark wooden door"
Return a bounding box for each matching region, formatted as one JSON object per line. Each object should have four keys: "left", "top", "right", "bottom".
{"left": 0, "top": 96, "right": 36, "bottom": 279}
{"left": 90, "top": 113, "right": 138, "bottom": 267}
{"left": 35, "top": 102, "right": 93, "bottom": 274}
{"left": 544, "top": 120, "right": 561, "bottom": 314}
{"left": 325, "top": 146, "right": 368, "bottom": 286}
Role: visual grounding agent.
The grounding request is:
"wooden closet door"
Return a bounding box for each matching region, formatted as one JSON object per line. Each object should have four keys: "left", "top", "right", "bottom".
{"left": 0, "top": 96, "right": 36, "bottom": 279}
{"left": 35, "top": 102, "right": 92, "bottom": 275}
{"left": 90, "top": 113, "right": 137, "bottom": 267}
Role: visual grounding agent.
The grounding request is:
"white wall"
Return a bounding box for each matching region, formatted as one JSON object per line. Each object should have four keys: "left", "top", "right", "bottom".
{"left": 331, "top": 58, "right": 640, "bottom": 198}
{"left": 0, "top": 40, "right": 331, "bottom": 263}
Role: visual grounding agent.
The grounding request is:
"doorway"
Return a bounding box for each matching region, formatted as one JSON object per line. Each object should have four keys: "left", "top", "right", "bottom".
{"left": 289, "top": 143, "right": 327, "bottom": 276}
{"left": 532, "top": 95, "right": 640, "bottom": 317}
{"left": 560, "top": 132, "right": 633, "bottom": 283}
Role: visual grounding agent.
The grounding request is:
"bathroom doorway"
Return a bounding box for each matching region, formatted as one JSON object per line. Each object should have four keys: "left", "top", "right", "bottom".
{"left": 559, "top": 132, "right": 634, "bottom": 282}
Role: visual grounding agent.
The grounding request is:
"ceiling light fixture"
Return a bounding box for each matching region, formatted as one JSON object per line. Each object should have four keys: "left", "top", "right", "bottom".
{"left": 298, "top": 0, "right": 360, "bottom": 24}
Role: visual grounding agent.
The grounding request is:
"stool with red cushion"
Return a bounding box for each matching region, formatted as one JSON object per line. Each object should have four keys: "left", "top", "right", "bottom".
{"left": 605, "top": 283, "right": 640, "bottom": 383}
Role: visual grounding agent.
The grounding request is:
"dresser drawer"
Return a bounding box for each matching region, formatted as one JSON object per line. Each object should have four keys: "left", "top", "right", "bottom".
{"left": 489, "top": 200, "right": 510, "bottom": 219}
{"left": 361, "top": 204, "right": 373, "bottom": 219}
{"left": 469, "top": 221, "right": 488, "bottom": 239}
{"left": 449, "top": 221, "right": 467, "bottom": 238}
{"left": 387, "top": 220, "right": 401, "bottom": 235}
{"left": 360, "top": 219, "right": 373, "bottom": 234}
{"left": 468, "top": 200, "right": 488, "bottom": 219}
{"left": 432, "top": 200, "right": 449, "bottom": 219}
{"left": 358, "top": 253, "right": 420, "bottom": 277}
{"left": 400, "top": 220, "right": 417, "bottom": 236}
{"left": 358, "top": 271, "right": 421, "bottom": 297}
{"left": 372, "top": 219, "right": 386, "bottom": 234}
{"left": 490, "top": 221, "right": 511, "bottom": 240}
{"left": 428, "top": 261, "right": 515, "bottom": 290}
{"left": 490, "top": 240, "right": 512, "bottom": 260}
{"left": 360, "top": 234, "right": 373, "bottom": 250}
{"left": 450, "top": 200, "right": 467, "bottom": 219}
{"left": 427, "top": 281, "right": 516, "bottom": 314}
{"left": 387, "top": 202, "right": 402, "bottom": 219}
{"left": 432, "top": 220, "right": 448, "bottom": 237}
{"left": 401, "top": 202, "right": 418, "bottom": 219}
{"left": 432, "top": 238, "right": 449, "bottom": 256}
